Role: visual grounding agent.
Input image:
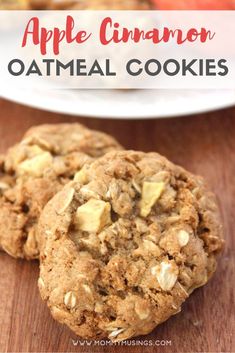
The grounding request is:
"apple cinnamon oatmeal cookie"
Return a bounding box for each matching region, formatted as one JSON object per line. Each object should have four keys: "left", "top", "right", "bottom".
{"left": 38, "top": 150, "right": 223, "bottom": 341}
{"left": 0, "top": 0, "right": 153, "bottom": 9}
{"left": 71, "top": 0, "right": 153, "bottom": 10}
{"left": 0, "top": 0, "right": 27, "bottom": 9}
{"left": 0, "top": 124, "right": 122, "bottom": 260}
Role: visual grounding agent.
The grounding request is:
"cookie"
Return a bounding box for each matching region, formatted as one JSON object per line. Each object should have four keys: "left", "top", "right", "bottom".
{"left": 0, "top": 0, "right": 28, "bottom": 9}
{"left": 0, "top": 123, "right": 122, "bottom": 260}
{"left": 38, "top": 150, "right": 223, "bottom": 341}
{"left": 70, "top": 0, "right": 153, "bottom": 10}
{"left": 1, "top": 0, "right": 152, "bottom": 9}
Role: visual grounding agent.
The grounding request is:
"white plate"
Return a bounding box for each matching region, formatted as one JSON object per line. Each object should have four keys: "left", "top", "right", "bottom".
{"left": 1, "top": 88, "right": 235, "bottom": 118}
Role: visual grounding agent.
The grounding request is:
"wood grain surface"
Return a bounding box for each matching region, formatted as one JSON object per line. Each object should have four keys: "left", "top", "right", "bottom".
{"left": 0, "top": 98, "right": 234, "bottom": 353}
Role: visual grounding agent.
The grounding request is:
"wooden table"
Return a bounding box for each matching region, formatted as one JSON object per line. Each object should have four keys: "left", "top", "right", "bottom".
{"left": 0, "top": 98, "right": 234, "bottom": 353}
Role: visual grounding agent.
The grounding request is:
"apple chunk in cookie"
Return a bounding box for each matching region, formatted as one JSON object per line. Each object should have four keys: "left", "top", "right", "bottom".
{"left": 38, "top": 150, "right": 223, "bottom": 341}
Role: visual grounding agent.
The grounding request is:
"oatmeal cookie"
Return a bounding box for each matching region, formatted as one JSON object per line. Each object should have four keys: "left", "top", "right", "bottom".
{"left": 1, "top": 0, "right": 152, "bottom": 10}
{"left": 0, "top": 0, "right": 28, "bottom": 9}
{"left": 38, "top": 150, "right": 223, "bottom": 341}
{"left": 0, "top": 124, "right": 122, "bottom": 260}
{"left": 70, "top": 0, "right": 153, "bottom": 10}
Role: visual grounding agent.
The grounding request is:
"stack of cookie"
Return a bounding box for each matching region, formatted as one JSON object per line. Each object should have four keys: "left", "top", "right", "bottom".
{"left": 0, "top": 123, "right": 224, "bottom": 341}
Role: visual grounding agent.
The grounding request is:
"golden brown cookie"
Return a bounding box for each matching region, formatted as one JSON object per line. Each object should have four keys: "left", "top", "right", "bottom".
{"left": 0, "top": 123, "right": 122, "bottom": 260}
{"left": 0, "top": 0, "right": 153, "bottom": 9}
{"left": 70, "top": 0, "right": 153, "bottom": 10}
{"left": 0, "top": 0, "right": 28, "bottom": 9}
{"left": 38, "top": 150, "right": 223, "bottom": 341}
